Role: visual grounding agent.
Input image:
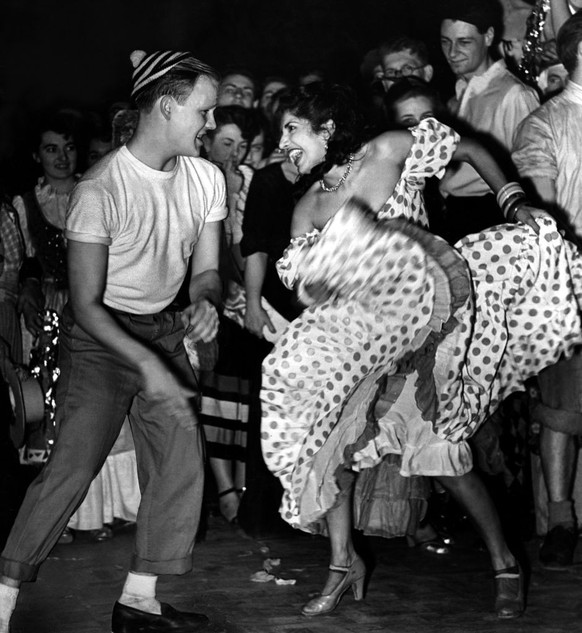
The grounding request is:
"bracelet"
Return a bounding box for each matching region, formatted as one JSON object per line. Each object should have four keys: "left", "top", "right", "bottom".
{"left": 496, "top": 182, "right": 526, "bottom": 215}
{"left": 505, "top": 197, "right": 527, "bottom": 223}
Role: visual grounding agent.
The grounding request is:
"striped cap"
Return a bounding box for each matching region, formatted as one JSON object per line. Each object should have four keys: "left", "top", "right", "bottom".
{"left": 130, "top": 50, "right": 193, "bottom": 99}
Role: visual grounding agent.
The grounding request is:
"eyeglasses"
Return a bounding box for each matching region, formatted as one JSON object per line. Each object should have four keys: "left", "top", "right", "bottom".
{"left": 383, "top": 64, "right": 426, "bottom": 80}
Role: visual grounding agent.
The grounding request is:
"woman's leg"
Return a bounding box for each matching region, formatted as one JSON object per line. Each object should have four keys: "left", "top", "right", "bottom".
{"left": 302, "top": 481, "right": 365, "bottom": 616}
{"left": 435, "top": 470, "right": 515, "bottom": 570}
{"left": 209, "top": 457, "right": 240, "bottom": 522}
{"left": 435, "top": 470, "right": 524, "bottom": 619}
{"left": 320, "top": 490, "right": 358, "bottom": 595}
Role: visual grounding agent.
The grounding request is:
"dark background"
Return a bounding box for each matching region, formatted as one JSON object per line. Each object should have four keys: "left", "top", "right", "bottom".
{"left": 0, "top": 0, "right": 448, "bottom": 193}
{"left": 1, "top": 0, "right": 444, "bottom": 108}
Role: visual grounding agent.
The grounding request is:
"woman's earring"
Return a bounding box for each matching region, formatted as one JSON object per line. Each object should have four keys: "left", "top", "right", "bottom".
{"left": 323, "top": 139, "right": 328, "bottom": 151}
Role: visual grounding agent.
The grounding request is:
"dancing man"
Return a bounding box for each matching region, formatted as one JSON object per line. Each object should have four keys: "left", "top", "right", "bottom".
{"left": 0, "top": 50, "right": 225, "bottom": 633}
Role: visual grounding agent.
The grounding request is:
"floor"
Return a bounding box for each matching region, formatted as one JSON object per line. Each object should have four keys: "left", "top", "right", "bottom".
{"left": 8, "top": 514, "right": 582, "bottom": 633}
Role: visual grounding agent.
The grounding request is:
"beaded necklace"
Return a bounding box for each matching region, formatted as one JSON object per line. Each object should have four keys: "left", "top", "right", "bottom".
{"left": 319, "top": 154, "right": 355, "bottom": 193}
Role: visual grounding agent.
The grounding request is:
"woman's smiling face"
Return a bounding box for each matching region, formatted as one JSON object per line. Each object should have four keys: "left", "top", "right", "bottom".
{"left": 278, "top": 111, "right": 327, "bottom": 174}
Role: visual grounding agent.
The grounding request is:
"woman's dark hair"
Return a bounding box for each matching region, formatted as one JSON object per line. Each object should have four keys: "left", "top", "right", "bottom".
{"left": 275, "top": 82, "right": 367, "bottom": 174}
{"left": 31, "top": 110, "right": 80, "bottom": 152}
{"left": 383, "top": 77, "right": 444, "bottom": 127}
{"left": 206, "top": 105, "right": 258, "bottom": 143}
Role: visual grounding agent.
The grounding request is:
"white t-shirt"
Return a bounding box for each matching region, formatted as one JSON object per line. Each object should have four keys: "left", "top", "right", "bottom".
{"left": 66, "top": 146, "right": 227, "bottom": 314}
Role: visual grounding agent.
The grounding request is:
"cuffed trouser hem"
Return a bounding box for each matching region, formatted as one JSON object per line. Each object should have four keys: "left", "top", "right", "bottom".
{"left": 131, "top": 555, "right": 193, "bottom": 576}
{"left": 532, "top": 402, "right": 582, "bottom": 435}
{"left": 0, "top": 557, "right": 39, "bottom": 583}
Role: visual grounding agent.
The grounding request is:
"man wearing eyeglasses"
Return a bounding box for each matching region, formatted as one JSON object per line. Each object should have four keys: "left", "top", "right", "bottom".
{"left": 380, "top": 36, "right": 434, "bottom": 92}
{"left": 438, "top": 0, "right": 539, "bottom": 243}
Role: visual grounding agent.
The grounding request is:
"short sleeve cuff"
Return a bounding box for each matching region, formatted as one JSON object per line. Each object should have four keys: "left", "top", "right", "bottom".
{"left": 65, "top": 230, "right": 112, "bottom": 245}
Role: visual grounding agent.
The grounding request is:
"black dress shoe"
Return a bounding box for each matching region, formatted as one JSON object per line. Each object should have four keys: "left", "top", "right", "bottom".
{"left": 540, "top": 525, "right": 577, "bottom": 569}
{"left": 111, "top": 601, "right": 209, "bottom": 632}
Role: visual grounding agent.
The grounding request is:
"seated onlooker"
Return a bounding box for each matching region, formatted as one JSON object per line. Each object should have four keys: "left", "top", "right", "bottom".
{"left": 12, "top": 111, "right": 80, "bottom": 465}
{"left": 380, "top": 35, "right": 434, "bottom": 93}
{"left": 258, "top": 76, "right": 290, "bottom": 120}
{"left": 217, "top": 68, "right": 257, "bottom": 109}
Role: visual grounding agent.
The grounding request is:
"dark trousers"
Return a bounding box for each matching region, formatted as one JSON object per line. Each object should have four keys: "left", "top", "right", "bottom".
{"left": 0, "top": 306, "right": 204, "bottom": 581}
{"left": 443, "top": 193, "right": 505, "bottom": 245}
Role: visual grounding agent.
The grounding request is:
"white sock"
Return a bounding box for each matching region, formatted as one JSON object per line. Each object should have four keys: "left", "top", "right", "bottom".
{"left": 0, "top": 584, "right": 19, "bottom": 633}
{"left": 119, "top": 572, "right": 161, "bottom": 615}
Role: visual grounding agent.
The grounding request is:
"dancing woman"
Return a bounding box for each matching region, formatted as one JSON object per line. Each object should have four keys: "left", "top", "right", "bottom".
{"left": 259, "top": 83, "right": 581, "bottom": 620}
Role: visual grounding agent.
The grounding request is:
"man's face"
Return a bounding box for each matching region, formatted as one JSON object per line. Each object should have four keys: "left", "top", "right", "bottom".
{"left": 168, "top": 75, "right": 218, "bottom": 157}
{"left": 259, "top": 80, "right": 288, "bottom": 114}
{"left": 440, "top": 19, "right": 493, "bottom": 80}
{"left": 217, "top": 73, "right": 255, "bottom": 108}
{"left": 381, "top": 48, "right": 432, "bottom": 90}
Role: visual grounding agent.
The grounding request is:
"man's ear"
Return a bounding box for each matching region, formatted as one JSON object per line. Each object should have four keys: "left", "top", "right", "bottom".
{"left": 485, "top": 26, "right": 495, "bottom": 48}
{"left": 423, "top": 64, "right": 434, "bottom": 83}
{"left": 159, "top": 95, "right": 173, "bottom": 120}
{"left": 32, "top": 152, "right": 40, "bottom": 164}
{"left": 320, "top": 118, "right": 336, "bottom": 140}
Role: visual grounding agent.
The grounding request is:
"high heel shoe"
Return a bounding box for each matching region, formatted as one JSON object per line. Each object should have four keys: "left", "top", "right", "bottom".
{"left": 494, "top": 564, "right": 525, "bottom": 619}
{"left": 301, "top": 555, "right": 366, "bottom": 617}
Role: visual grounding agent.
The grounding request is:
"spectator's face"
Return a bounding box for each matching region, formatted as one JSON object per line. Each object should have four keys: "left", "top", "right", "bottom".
{"left": 34, "top": 131, "right": 77, "bottom": 181}
{"left": 244, "top": 131, "right": 266, "bottom": 169}
{"left": 204, "top": 123, "right": 248, "bottom": 168}
{"left": 168, "top": 75, "right": 217, "bottom": 158}
{"left": 546, "top": 66, "right": 568, "bottom": 95}
{"left": 393, "top": 96, "right": 435, "bottom": 128}
{"left": 440, "top": 20, "right": 493, "bottom": 80}
{"left": 260, "top": 80, "right": 288, "bottom": 113}
{"left": 87, "top": 138, "right": 112, "bottom": 167}
{"left": 218, "top": 74, "right": 255, "bottom": 108}
{"left": 381, "top": 49, "right": 432, "bottom": 90}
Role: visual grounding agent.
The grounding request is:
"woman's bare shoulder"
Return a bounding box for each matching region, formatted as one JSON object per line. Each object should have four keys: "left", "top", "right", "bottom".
{"left": 369, "top": 130, "right": 414, "bottom": 162}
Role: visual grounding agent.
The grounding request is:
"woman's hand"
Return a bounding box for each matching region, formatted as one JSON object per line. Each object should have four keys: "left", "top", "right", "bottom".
{"left": 513, "top": 204, "right": 553, "bottom": 234}
{"left": 244, "top": 302, "right": 275, "bottom": 338}
{"left": 181, "top": 299, "right": 219, "bottom": 343}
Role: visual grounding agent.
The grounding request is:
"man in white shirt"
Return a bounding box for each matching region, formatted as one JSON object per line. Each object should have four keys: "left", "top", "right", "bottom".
{"left": 0, "top": 50, "right": 226, "bottom": 633}
{"left": 439, "top": 0, "right": 539, "bottom": 243}
{"left": 512, "top": 12, "right": 582, "bottom": 569}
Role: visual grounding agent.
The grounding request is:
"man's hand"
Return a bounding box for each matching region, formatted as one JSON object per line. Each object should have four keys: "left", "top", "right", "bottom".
{"left": 513, "top": 205, "right": 553, "bottom": 234}
{"left": 181, "top": 299, "right": 219, "bottom": 343}
{"left": 244, "top": 302, "right": 275, "bottom": 338}
{"left": 138, "top": 356, "right": 198, "bottom": 430}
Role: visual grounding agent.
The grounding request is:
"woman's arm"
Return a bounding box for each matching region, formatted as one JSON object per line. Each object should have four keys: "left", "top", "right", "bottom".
{"left": 244, "top": 251, "right": 275, "bottom": 338}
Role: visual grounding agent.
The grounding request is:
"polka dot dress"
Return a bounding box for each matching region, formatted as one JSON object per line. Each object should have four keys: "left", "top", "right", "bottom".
{"left": 262, "top": 122, "right": 582, "bottom": 535}
{"left": 377, "top": 117, "right": 460, "bottom": 227}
